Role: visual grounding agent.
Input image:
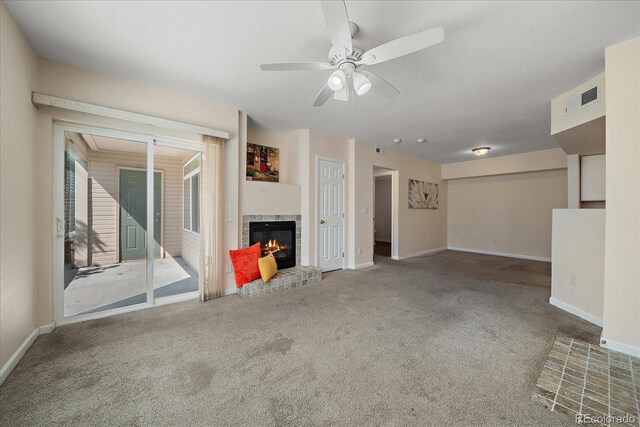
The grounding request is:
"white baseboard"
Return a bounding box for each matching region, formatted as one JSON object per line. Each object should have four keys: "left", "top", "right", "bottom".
{"left": 38, "top": 321, "right": 56, "bottom": 335}
{"left": 223, "top": 287, "right": 238, "bottom": 296}
{"left": 600, "top": 336, "right": 640, "bottom": 358}
{"left": 0, "top": 321, "right": 56, "bottom": 386}
{"left": 393, "top": 247, "right": 447, "bottom": 260}
{"left": 549, "top": 297, "right": 603, "bottom": 327}
{"left": 447, "top": 246, "right": 551, "bottom": 262}
{"left": 354, "top": 262, "right": 374, "bottom": 270}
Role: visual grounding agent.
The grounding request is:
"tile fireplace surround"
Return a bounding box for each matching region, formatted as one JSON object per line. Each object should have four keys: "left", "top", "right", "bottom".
{"left": 239, "top": 215, "right": 321, "bottom": 298}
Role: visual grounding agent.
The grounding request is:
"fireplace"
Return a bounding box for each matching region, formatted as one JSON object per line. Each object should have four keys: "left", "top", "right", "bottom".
{"left": 249, "top": 221, "right": 296, "bottom": 269}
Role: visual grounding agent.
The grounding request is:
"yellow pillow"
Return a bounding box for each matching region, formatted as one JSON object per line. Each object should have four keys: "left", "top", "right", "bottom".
{"left": 258, "top": 253, "right": 278, "bottom": 282}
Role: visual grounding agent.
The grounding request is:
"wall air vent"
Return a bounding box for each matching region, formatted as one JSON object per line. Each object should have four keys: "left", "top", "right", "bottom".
{"left": 581, "top": 87, "right": 598, "bottom": 106}
{"left": 565, "top": 86, "right": 600, "bottom": 115}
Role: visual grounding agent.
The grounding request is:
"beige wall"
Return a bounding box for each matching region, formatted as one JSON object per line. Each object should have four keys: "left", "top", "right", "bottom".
{"left": 351, "top": 140, "right": 447, "bottom": 266}
{"left": 0, "top": 1, "right": 40, "bottom": 370}
{"left": 551, "top": 209, "right": 605, "bottom": 324}
{"left": 567, "top": 154, "right": 581, "bottom": 209}
{"left": 86, "top": 150, "right": 183, "bottom": 265}
{"left": 242, "top": 182, "right": 301, "bottom": 216}
{"left": 447, "top": 169, "right": 567, "bottom": 261}
{"left": 242, "top": 128, "right": 302, "bottom": 215}
{"left": 374, "top": 176, "right": 392, "bottom": 242}
{"left": 246, "top": 128, "right": 300, "bottom": 185}
{"left": 602, "top": 37, "right": 640, "bottom": 355}
{"left": 551, "top": 73, "right": 606, "bottom": 136}
{"left": 443, "top": 149, "right": 568, "bottom": 261}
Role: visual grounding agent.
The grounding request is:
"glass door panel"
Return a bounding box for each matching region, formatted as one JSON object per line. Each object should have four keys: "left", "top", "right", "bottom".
{"left": 63, "top": 130, "right": 149, "bottom": 317}
{"left": 153, "top": 142, "right": 200, "bottom": 300}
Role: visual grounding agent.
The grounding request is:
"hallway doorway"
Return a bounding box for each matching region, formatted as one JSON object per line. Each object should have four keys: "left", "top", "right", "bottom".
{"left": 373, "top": 167, "right": 394, "bottom": 258}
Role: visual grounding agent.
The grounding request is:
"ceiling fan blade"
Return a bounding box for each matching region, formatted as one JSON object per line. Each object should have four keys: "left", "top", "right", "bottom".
{"left": 260, "top": 62, "right": 334, "bottom": 71}
{"left": 321, "top": 0, "right": 353, "bottom": 53}
{"left": 312, "top": 83, "right": 334, "bottom": 107}
{"left": 360, "top": 71, "right": 400, "bottom": 99}
{"left": 360, "top": 27, "right": 444, "bottom": 65}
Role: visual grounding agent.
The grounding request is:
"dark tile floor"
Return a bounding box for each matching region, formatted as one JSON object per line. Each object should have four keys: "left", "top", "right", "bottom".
{"left": 533, "top": 336, "right": 640, "bottom": 426}
{"left": 374, "top": 241, "right": 391, "bottom": 257}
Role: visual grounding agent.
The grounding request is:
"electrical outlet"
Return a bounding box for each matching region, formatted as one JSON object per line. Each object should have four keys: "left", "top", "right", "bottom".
{"left": 358, "top": 248, "right": 363, "bottom": 255}
{"left": 225, "top": 262, "right": 232, "bottom": 273}
{"left": 570, "top": 272, "right": 577, "bottom": 285}
{"left": 362, "top": 207, "right": 368, "bottom": 214}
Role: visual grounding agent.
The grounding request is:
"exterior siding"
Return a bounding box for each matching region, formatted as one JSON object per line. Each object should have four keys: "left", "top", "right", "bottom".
{"left": 87, "top": 150, "right": 183, "bottom": 265}
{"left": 181, "top": 230, "right": 199, "bottom": 273}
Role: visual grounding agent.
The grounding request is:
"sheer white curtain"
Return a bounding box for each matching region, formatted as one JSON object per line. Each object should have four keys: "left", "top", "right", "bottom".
{"left": 199, "top": 135, "right": 224, "bottom": 300}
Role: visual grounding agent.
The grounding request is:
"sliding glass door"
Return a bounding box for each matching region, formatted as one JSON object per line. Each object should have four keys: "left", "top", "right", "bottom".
{"left": 152, "top": 143, "right": 201, "bottom": 300}
{"left": 55, "top": 123, "right": 204, "bottom": 322}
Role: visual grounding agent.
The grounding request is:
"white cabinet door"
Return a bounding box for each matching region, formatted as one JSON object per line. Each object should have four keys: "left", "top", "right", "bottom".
{"left": 581, "top": 154, "right": 606, "bottom": 201}
{"left": 318, "top": 158, "right": 344, "bottom": 272}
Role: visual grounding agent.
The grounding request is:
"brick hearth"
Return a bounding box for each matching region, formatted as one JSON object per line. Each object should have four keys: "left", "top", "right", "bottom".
{"left": 237, "top": 266, "right": 322, "bottom": 297}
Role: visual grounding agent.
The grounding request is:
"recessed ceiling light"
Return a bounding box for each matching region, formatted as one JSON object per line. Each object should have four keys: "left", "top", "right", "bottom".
{"left": 472, "top": 147, "right": 491, "bottom": 156}
{"left": 417, "top": 138, "right": 426, "bottom": 143}
{"left": 393, "top": 138, "right": 402, "bottom": 144}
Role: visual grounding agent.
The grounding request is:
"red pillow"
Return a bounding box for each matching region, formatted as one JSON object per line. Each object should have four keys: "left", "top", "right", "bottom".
{"left": 229, "top": 243, "right": 261, "bottom": 287}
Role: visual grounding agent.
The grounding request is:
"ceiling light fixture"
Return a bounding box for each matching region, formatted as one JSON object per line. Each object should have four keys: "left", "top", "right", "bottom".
{"left": 352, "top": 71, "right": 372, "bottom": 95}
{"left": 417, "top": 138, "right": 426, "bottom": 143}
{"left": 393, "top": 138, "right": 402, "bottom": 144}
{"left": 472, "top": 147, "right": 491, "bottom": 156}
{"left": 327, "top": 70, "right": 346, "bottom": 92}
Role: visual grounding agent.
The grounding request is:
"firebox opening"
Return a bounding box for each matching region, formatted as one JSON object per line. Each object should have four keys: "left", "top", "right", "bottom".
{"left": 249, "top": 221, "right": 296, "bottom": 269}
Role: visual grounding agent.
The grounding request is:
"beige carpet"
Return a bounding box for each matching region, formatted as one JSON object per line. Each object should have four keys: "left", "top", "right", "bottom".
{"left": 0, "top": 251, "right": 601, "bottom": 426}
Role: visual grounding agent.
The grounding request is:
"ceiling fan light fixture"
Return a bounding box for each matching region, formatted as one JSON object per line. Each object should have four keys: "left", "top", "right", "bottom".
{"left": 328, "top": 70, "right": 346, "bottom": 91}
{"left": 352, "top": 71, "right": 372, "bottom": 96}
{"left": 472, "top": 147, "right": 491, "bottom": 156}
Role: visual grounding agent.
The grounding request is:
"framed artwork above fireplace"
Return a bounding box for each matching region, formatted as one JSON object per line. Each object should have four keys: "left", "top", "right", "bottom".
{"left": 246, "top": 143, "right": 279, "bottom": 182}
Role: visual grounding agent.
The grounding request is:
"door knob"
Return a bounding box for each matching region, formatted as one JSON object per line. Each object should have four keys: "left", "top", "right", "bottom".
{"left": 320, "top": 220, "right": 325, "bottom": 224}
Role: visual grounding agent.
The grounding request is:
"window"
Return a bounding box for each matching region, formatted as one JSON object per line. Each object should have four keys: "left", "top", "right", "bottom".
{"left": 183, "top": 155, "right": 201, "bottom": 233}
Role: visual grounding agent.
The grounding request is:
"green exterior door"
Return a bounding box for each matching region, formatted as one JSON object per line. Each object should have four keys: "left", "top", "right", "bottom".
{"left": 119, "top": 170, "right": 161, "bottom": 261}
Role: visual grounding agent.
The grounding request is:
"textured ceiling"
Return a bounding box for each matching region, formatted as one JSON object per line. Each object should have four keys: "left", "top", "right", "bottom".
{"left": 7, "top": 1, "right": 640, "bottom": 163}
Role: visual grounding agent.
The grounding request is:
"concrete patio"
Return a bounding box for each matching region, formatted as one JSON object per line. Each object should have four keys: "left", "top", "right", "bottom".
{"left": 64, "top": 256, "right": 198, "bottom": 317}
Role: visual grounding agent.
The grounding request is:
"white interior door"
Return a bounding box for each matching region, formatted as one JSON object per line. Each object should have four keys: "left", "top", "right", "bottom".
{"left": 318, "top": 158, "right": 344, "bottom": 272}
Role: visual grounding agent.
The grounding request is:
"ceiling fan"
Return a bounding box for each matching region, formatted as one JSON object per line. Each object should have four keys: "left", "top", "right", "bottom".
{"left": 259, "top": 0, "right": 444, "bottom": 107}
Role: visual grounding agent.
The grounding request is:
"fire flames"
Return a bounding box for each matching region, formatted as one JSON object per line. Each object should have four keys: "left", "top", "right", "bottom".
{"left": 263, "top": 239, "right": 286, "bottom": 255}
